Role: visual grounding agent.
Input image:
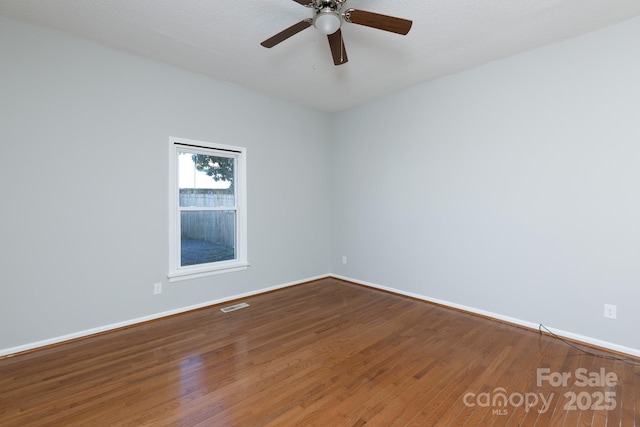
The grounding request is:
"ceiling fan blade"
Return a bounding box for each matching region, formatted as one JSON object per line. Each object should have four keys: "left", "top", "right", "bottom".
{"left": 345, "top": 9, "right": 412, "bottom": 35}
{"left": 292, "top": 0, "right": 313, "bottom": 5}
{"left": 327, "top": 29, "right": 348, "bottom": 66}
{"left": 261, "top": 19, "right": 312, "bottom": 48}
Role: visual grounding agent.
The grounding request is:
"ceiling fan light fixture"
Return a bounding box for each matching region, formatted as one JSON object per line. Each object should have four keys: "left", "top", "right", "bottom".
{"left": 314, "top": 9, "right": 341, "bottom": 35}
{"left": 261, "top": 0, "right": 412, "bottom": 67}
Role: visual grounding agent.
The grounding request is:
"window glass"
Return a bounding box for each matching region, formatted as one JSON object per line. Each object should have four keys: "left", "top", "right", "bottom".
{"left": 169, "top": 138, "right": 247, "bottom": 281}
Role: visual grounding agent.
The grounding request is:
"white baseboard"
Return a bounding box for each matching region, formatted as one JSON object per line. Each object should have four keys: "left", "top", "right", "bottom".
{"left": 0, "top": 274, "right": 330, "bottom": 358}
{"left": 331, "top": 274, "right": 640, "bottom": 359}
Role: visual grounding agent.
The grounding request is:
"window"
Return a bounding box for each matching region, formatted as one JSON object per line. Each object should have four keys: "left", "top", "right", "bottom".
{"left": 168, "top": 137, "right": 247, "bottom": 281}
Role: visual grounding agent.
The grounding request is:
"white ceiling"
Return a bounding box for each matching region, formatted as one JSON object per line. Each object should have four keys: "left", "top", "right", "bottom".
{"left": 1, "top": 0, "right": 640, "bottom": 112}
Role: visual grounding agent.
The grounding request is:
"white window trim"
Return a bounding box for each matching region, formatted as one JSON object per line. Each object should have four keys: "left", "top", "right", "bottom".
{"left": 168, "top": 137, "right": 248, "bottom": 282}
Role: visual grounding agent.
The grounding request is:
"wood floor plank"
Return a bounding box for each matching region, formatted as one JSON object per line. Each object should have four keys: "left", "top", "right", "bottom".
{"left": 1, "top": 278, "right": 638, "bottom": 426}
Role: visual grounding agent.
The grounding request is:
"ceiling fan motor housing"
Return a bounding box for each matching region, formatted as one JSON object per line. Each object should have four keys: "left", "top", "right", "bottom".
{"left": 313, "top": 0, "right": 345, "bottom": 10}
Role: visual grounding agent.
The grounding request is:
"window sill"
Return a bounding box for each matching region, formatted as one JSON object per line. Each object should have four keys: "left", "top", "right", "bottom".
{"left": 168, "top": 261, "right": 249, "bottom": 282}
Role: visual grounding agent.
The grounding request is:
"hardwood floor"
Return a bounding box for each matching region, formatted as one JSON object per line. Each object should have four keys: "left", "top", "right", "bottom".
{"left": 1, "top": 278, "right": 638, "bottom": 426}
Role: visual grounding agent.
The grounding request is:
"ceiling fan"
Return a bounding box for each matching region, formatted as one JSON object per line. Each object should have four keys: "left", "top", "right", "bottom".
{"left": 260, "top": 0, "right": 413, "bottom": 66}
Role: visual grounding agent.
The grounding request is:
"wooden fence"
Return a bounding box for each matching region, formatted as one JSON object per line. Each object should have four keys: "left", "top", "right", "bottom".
{"left": 180, "top": 190, "right": 235, "bottom": 246}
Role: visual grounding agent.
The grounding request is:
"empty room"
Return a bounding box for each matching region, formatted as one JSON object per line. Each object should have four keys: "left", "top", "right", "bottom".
{"left": 1, "top": 1, "right": 639, "bottom": 425}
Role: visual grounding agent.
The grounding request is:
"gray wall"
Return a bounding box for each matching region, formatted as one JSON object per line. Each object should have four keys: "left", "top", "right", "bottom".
{"left": 331, "top": 17, "right": 640, "bottom": 353}
{"left": 0, "top": 16, "right": 331, "bottom": 352}
{"left": 2, "top": 14, "right": 639, "bottom": 356}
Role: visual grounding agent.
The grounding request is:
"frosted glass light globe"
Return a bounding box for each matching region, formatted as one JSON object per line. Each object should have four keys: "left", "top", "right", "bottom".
{"left": 314, "top": 11, "right": 341, "bottom": 35}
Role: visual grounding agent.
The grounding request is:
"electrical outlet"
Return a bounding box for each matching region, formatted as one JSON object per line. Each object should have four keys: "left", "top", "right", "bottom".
{"left": 153, "top": 282, "right": 162, "bottom": 295}
{"left": 604, "top": 304, "right": 617, "bottom": 319}
{"left": 342, "top": 255, "right": 347, "bottom": 264}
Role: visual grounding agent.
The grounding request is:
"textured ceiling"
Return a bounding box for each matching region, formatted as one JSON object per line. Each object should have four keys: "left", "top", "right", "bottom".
{"left": 1, "top": 0, "right": 640, "bottom": 112}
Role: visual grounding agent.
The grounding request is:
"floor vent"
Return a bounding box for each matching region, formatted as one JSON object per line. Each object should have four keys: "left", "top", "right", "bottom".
{"left": 220, "top": 302, "right": 250, "bottom": 313}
